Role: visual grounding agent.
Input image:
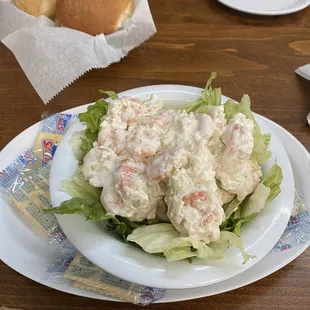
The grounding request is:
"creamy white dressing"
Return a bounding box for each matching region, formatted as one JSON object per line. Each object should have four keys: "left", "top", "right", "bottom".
{"left": 82, "top": 96, "right": 259, "bottom": 243}
{"left": 165, "top": 147, "right": 224, "bottom": 243}
{"left": 215, "top": 113, "right": 261, "bottom": 201}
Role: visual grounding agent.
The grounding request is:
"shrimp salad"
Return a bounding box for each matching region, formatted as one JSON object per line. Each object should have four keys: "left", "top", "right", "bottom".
{"left": 46, "top": 74, "right": 283, "bottom": 263}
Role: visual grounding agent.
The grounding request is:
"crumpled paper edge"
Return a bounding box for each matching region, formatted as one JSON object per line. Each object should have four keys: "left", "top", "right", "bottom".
{"left": 46, "top": 0, "right": 157, "bottom": 103}
{"left": 0, "top": 0, "right": 156, "bottom": 104}
{"left": 46, "top": 31, "right": 155, "bottom": 104}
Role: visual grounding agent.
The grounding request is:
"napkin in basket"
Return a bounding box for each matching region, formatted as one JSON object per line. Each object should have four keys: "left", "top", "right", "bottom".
{"left": 0, "top": 0, "right": 156, "bottom": 104}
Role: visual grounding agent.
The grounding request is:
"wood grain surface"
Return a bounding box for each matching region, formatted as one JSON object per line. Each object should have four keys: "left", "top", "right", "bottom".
{"left": 0, "top": 1, "right": 310, "bottom": 309}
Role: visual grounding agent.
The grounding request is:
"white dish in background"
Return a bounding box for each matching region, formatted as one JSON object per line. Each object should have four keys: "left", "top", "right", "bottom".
{"left": 0, "top": 85, "right": 308, "bottom": 302}
{"left": 218, "top": 0, "right": 309, "bottom": 15}
{"left": 49, "top": 86, "right": 294, "bottom": 289}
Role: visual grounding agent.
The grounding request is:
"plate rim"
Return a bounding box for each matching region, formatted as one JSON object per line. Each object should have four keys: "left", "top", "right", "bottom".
{"left": 50, "top": 85, "right": 294, "bottom": 289}
{"left": 217, "top": 0, "right": 309, "bottom": 16}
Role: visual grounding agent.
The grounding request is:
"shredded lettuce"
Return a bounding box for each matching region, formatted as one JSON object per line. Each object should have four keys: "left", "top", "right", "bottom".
{"left": 78, "top": 99, "right": 108, "bottom": 142}
{"left": 220, "top": 211, "right": 256, "bottom": 237}
{"left": 45, "top": 166, "right": 161, "bottom": 244}
{"left": 62, "top": 167, "right": 101, "bottom": 203}
{"left": 240, "top": 183, "right": 271, "bottom": 218}
{"left": 78, "top": 138, "right": 93, "bottom": 164}
{"left": 211, "top": 231, "right": 255, "bottom": 264}
{"left": 127, "top": 224, "right": 180, "bottom": 253}
{"left": 69, "top": 130, "right": 87, "bottom": 161}
{"left": 43, "top": 194, "right": 147, "bottom": 244}
{"left": 181, "top": 72, "right": 222, "bottom": 113}
{"left": 43, "top": 197, "right": 113, "bottom": 221}
{"left": 223, "top": 197, "right": 242, "bottom": 220}
{"left": 127, "top": 224, "right": 253, "bottom": 263}
{"left": 76, "top": 91, "right": 118, "bottom": 163}
{"left": 241, "top": 163, "right": 282, "bottom": 218}
{"left": 262, "top": 163, "right": 283, "bottom": 203}
{"left": 163, "top": 236, "right": 215, "bottom": 262}
{"left": 224, "top": 95, "right": 271, "bottom": 164}
{"left": 99, "top": 90, "right": 118, "bottom": 100}
{"left": 222, "top": 163, "right": 283, "bottom": 235}
{"left": 105, "top": 217, "right": 142, "bottom": 244}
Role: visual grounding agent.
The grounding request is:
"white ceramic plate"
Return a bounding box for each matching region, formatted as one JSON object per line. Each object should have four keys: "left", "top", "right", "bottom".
{"left": 218, "top": 0, "right": 309, "bottom": 15}
{"left": 0, "top": 85, "right": 308, "bottom": 302}
{"left": 49, "top": 86, "right": 294, "bottom": 289}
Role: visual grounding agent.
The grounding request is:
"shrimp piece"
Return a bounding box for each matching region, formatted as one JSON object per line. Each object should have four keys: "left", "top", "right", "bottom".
{"left": 162, "top": 111, "right": 205, "bottom": 152}
{"left": 182, "top": 191, "right": 208, "bottom": 209}
{"left": 115, "top": 159, "right": 146, "bottom": 193}
{"left": 97, "top": 119, "right": 115, "bottom": 147}
{"left": 215, "top": 113, "right": 258, "bottom": 200}
{"left": 98, "top": 118, "right": 128, "bottom": 155}
{"left": 216, "top": 160, "right": 262, "bottom": 201}
{"left": 147, "top": 147, "right": 190, "bottom": 182}
{"left": 144, "top": 95, "right": 164, "bottom": 113}
{"left": 166, "top": 186, "right": 224, "bottom": 243}
{"left": 126, "top": 126, "right": 162, "bottom": 159}
{"left": 125, "top": 110, "right": 173, "bottom": 159}
{"left": 102, "top": 158, "right": 160, "bottom": 222}
{"left": 108, "top": 97, "right": 146, "bottom": 124}
{"left": 82, "top": 146, "right": 117, "bottom": 187}
{"left": 138, "top": 110, "right": 172, "bottom": 130}
{"left": 220, "top": 113, "right": 254, "bottom": 164}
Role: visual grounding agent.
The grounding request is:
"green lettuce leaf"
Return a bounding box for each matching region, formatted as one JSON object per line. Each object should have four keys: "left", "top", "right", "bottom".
{"left": 106, "top": 217, "right": 163, "bottom": 244}
{"left": 241, "top": 163, "right": 282, "bottom": 218}
{"left": 164, "top": 236, "right": 214, "bottom": 262}
{"left": 211, "top": 231, "right": 255, "bottom": 264}
{"left": 76, "top": 90, "right": 117, "bottom": 163}
{"left": 69, "top": 130, "right": 87, "bottom": 162}
{"left": 240, "top": 183, "right": 271, "bottom": 218}
{"left": 127, "top": 224, "right": 253, "bottom": 263}
{"left": 43, "top": 195, "right": 145, "bottom": 244}
{"left": 224, "top": 95, "right": 271, "bottom": 164}
{"left": 99, "top": 90, "right": 118, "bottom": 100}
{"left": 233, "top": 217, "right": 254, "bottom": 237}
{"left": 78, "top": 99, "right": 109, "bottom": 142}
{"left": 222, "top": 163, "right": 283, "bottom": 235}
{"left": 262, "top": 163, "right": 283, "bottom": 203}
{"left": 223, "top": 197, "right": 242, "bottom": 220}
{"left": 106, "top": 217, "right": 136, "bottom": 243}
{"left": 77, "top": 98, "right": 109, "bottom": 165}
{"left": 43, "top": 195, "right": 144, "bottom": 244}
{"left": 181, "top": 72, "right": 222, "bottom": 113}
{"left": 127, "top": 223, "right": 180, "bottom": 253}
{"left": 220, "top": 211, "right": 256, "bottom": 237}
{"left": 79, "top": 138, "right": 93, "bottom": 160}
{"left": 62, "top": 167, "right": 101, "bottom": 203}
{"left": 43, "top": 197, "right": 113, "bottom": 221}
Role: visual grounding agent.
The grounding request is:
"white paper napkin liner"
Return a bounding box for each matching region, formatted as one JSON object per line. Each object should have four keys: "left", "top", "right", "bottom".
{"left": 0, "top": 0, "right": 156, "bottom": 104}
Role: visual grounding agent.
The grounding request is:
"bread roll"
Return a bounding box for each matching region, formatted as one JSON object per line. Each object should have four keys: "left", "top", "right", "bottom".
{"left": 14, "top": 0, "right": 57, "bottom": 19}
{"left": 56, "top": 0, "right": 133, "bottom": 35}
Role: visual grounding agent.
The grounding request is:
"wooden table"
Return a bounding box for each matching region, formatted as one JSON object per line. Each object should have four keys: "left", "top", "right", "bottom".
{"left": 1, "top": 1, "right": 310, "bottom": 309}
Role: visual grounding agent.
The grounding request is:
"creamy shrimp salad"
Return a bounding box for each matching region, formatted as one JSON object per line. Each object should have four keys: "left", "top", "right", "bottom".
{"left": 83, "top": 96, "right": 259, "bottom": 244}
{"left": 46, "top": 74, "right": 283, "bottom": 263}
